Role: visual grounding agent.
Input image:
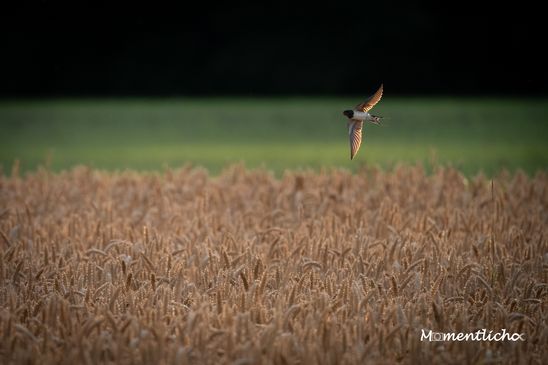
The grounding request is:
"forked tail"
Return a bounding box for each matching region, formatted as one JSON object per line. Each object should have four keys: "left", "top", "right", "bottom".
{"left": 370, "top": 115, "right": 382, "bottom": 125}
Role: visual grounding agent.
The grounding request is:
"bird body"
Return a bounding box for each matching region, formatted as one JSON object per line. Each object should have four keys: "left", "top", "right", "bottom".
{"left": 349, "top": 111, "right": 369, "bottom": 120}
{"left": 342, "top": 84, "right": 383, "bottom": 160}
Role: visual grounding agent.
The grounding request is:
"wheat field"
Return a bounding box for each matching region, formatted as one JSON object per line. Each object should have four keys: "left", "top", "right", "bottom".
{"left": 0, "top": 165, "right": 546, "bottom": 364}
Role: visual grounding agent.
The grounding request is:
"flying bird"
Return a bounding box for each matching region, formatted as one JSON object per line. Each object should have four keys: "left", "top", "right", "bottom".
{"left": 342, "top": 84, "right": 383, "bottom": 160}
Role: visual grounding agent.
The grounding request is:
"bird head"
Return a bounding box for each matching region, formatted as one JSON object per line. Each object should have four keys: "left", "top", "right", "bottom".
{"left": 343, "top": 110, "right": 354, "bottom": 118}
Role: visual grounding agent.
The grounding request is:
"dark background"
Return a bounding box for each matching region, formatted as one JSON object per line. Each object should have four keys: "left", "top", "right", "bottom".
{"left": 1, "top": 2, "right": 545, "bottom": 97}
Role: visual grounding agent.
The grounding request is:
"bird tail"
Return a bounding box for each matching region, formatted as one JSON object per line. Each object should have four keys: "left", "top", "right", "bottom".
{"left": 370, "top": 115, "right": 382, "bottom": 125}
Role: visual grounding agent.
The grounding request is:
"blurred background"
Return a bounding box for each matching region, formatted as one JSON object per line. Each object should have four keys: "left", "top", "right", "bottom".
{"left": 1, "top": 2, "right": 546, "bottom": 174}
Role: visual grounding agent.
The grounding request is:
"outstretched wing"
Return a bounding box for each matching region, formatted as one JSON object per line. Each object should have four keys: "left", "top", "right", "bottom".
{"left": 348, "top": 120, "right": 363, "bottom": 160}
{"left": 354, "top": 84, "right": 383, "bottom": 112}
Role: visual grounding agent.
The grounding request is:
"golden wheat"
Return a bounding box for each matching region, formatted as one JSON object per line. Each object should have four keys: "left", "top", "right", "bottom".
{"left": 0, "top": 165, "right": 546, "bottom": 364}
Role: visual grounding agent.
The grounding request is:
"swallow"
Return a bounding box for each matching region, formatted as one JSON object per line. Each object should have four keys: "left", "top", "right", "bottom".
{"left": 342, "top": 84, "right": 383, "bottom": 160}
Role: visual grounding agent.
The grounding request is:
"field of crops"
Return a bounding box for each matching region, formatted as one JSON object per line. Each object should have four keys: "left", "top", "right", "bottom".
{"left": 1, "top": 165, "right": 546, "bottom": 364}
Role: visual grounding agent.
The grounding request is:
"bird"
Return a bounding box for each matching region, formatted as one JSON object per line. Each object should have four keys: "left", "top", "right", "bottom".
{"left": 342, "top": 84, "right": 383, "bottom": 160}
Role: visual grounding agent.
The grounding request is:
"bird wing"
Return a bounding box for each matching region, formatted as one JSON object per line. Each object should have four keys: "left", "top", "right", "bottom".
{"left": 354, "top": 84, "right": 383, "bottom": 112}
{"left": 348, "top": 120, "right": 363, "bottom": 160}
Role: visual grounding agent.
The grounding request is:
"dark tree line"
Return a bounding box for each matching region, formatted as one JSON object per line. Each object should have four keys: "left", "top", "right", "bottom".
{"left": 1, "top": 2, "right": 544, "bottom": 96}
